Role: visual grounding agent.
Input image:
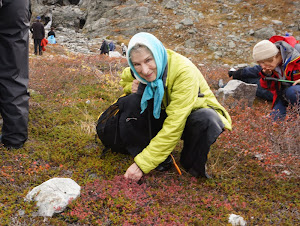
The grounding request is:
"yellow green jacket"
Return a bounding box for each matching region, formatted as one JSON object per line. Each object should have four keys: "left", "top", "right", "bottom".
{"left": 120, "top": 49, "right": 232, "bottom": 174}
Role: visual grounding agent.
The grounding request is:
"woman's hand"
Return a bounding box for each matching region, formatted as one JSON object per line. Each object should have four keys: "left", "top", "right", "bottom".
{"left": 293, "top": 79, "right": 300, "bottom": 86}
{"left": 124, "top": 163, "right": 143, "bottom": 181}
{"left": 262, "top": 69, "right": 273, "bottom": 76}
{"left": 131, "top": 80, "right": 139, "bottom": 93}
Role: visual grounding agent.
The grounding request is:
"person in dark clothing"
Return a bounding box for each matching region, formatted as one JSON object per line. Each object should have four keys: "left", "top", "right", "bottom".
{"left": 0, "top": 0, "right": 31, "bottom": 149}
{"left": 226, "top": 36, "right": 300, "bottom": 101}
{"left": 47, "top": 27, "right": 55, "bottom": 38}
{"left": 109, "top": 41, "right": 116, "bottom": 51}
{"left": 100, "top": 39, "right": 109, "bottom": 55}
{"left": 30, "top": 16, "right": 45, "bottom": 55}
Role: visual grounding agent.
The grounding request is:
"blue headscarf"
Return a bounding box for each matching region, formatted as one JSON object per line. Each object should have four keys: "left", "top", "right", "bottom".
{"left": 127, "top": 32, "right": 168, "bottom": 119}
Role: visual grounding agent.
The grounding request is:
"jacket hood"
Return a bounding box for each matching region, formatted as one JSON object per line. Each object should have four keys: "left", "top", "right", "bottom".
{"left": 275, "top": 41, "right": 300, "bottom": 64}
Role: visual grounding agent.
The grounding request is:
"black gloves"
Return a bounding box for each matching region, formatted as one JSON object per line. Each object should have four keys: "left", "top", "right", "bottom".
{"left": 228, "top": 68, "right": 243, "bottom": 79}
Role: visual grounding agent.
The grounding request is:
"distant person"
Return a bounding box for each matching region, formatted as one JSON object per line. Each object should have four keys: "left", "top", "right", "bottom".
{"left": 47, "top": 27, "right": 56, "bottom": 44}
{"left": 252, "top": 39, "right": 300, "bottom": 120}
{"left": 47, "top": 27, "right": 56, "bottom": 38}
{"left": 0, "top": 0, "right": 31, "bottom": 149}
{"left": 30, "top": 16, "right": 45, "bottom": 55}
{"left": 100, "top": 39, "right": 109, "bottom": 55}
{"left": 109, "top": 41, "right": 116, "bottom": 51}
{"left": 121, "top": 43, "right": 127, "bottom": 56}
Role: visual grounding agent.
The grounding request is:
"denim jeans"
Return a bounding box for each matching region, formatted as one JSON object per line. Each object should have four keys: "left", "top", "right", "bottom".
{"left": 271, "top": 85, "right": 300, "bottom": 120}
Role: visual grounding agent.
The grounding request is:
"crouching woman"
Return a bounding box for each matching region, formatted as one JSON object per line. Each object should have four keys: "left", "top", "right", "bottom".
{"left": 252, "top": 39, "right": 300, "bottom": 120}
{"left": 116, "top": 32, "right": 232, "bottom": 181}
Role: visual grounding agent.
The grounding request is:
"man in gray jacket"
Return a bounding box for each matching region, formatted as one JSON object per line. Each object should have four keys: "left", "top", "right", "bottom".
{"left": 0, "top": 0, "right": 31, "bottom": 149}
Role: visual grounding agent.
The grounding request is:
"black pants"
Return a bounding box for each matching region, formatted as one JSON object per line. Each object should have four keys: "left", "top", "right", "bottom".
{"left": 180, "top": 108, "right": 224, "bottom": 175}
{"left": 34, "top": 39, "right": 42, "bottom": 55}
{"left": 118, "top": 94, "right": 224, "bottom": 175}
{"left": 0, "top": 0, "right": 30, "bottom": 147}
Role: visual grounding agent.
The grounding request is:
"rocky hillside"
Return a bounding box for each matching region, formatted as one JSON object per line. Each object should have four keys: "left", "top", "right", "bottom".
{"left": 31, "top": 0, "right": 300, "bottom": 65}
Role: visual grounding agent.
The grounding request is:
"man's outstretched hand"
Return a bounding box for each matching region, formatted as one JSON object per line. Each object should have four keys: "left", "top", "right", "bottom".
{"left": 124, "top": 163, "right": 143, "bottom": 181}
{"left": 293, "top": 79, "right": 300, "bottom": 86}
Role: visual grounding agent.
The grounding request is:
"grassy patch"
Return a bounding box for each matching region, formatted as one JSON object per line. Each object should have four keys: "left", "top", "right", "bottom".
{"left": 0, "top": 43, "right": 298, "bottom": 225}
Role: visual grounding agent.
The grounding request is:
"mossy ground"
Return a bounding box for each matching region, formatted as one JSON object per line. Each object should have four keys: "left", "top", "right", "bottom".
{"left": 0, "top": 44, "right": 298, "bottom": 225}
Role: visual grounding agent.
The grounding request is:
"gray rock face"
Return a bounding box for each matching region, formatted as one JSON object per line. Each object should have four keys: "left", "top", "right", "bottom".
{"left": 216, "top": 80, "right": 258, "bottom": 108}
{"left": 25, "top": 178, "right": 81, "bottom": 217}
{"left": 30, "top": 0, "right": 300, "bottom": 64}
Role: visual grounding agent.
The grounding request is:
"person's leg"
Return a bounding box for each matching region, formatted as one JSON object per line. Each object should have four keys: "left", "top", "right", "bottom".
{"left": 180, "top": 108, "right": 224, "bottom": 178}
{"left": 34, "top": 39, "right": 38, "bottom": 55}
{"left": 0, "top": 0, "right": 30, "bottom": 148}
{"left": 285, "top": 85, "right": 300, "bottom": 105}
{"left": 37, "top": 39, "right": 42, "bottom": 55}
{"left": 270, "top": 99, "right": 287, "bottom": 121}
{"left": 255, "top": 82, "right": 273, "bottom": 101}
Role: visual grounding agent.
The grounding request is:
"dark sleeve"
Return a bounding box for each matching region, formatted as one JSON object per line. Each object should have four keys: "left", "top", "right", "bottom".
{"left": 242, "top": 65, "right": 262, "bottom": 79}
{"left": 42, "top": 25, "right": 45, "bottom": 38}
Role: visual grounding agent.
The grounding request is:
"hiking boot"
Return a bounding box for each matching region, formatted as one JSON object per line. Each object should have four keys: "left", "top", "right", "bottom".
{"left": 156, "top": 155, "right": 173, "bottom": 172}
{"left": 188, "top": 165, "right": 211, "bottom": 179}
{"left": 0, "top": 134, "right": 24, "bottom": 150}
{"left": 4, "top": 143, "right": 23, "bottom": 150}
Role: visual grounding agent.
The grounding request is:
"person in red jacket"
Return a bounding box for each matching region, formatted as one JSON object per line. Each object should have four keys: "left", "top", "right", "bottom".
{"left": 252, "top": 39, "right": 300, "bottom": 120}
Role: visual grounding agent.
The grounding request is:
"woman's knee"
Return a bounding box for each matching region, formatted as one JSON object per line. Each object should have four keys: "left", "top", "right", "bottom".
{"left": 285, "top": 86, "right": 300, "bottom": 104}
{"left": 186, "top": 108, "right": 224, "bottom": 131}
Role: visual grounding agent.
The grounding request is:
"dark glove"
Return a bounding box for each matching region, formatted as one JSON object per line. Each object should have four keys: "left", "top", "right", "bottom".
{"left": 228, "top": 68, "right": 243, "bottom": 79}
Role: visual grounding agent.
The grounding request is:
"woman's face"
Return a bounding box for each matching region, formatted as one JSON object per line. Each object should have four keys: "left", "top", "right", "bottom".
{"left": 130, "top": 47, "right": 157, "bottom": 82}
{"left": 257, "top": 54, "right": 282, "bottom": 72}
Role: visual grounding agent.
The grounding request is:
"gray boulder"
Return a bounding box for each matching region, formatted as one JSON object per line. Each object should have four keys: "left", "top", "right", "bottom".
{"left": 216, "top": 80, "right": 257, "bottom": 108}
{"left": 253, "top": 27, "right": 276, "bottom": 39}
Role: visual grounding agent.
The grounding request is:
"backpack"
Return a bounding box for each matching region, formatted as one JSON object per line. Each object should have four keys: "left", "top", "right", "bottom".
{"left": 96, "top": 95, "right": 127, "bottom": 154}
{"left": 269, "top": 35, "right": 299, "bottom": 47}
{"left": 47, "top": 35, "right": 56, "bottom": 44}
{"left": 96, "top": 94, "right": 166, "bottom": 157}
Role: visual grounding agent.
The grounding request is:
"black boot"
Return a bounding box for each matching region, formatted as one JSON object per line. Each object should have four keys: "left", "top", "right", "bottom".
{"left": 188, "top": 164, "right": 211, "bottom": 179}
{"left": 0, "top": 134, "right": 24, "bottom": 150}
{"left": 156, "top": 155, "right": 173, "bottom": 172}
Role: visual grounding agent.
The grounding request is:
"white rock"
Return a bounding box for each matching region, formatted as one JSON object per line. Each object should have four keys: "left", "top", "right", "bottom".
{"left": 282, "top": 170, "right": 291, "bottom": 176}
{"left": 228, "top": 214, "right": 247, "bottom": 226}
{"left": 109, "top": 51, "right": 122, "bottom": 58}
{"left": 25, "top": 178, "right": 81, "bottom": 217}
